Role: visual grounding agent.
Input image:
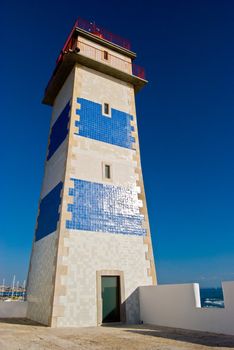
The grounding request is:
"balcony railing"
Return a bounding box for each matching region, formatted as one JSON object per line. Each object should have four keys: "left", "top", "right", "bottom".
{"left": 46, "top": 19, "right": 146, "bottom": 95}
{"left": 45, "top": 40, "right": 146, "bottom": 94}
{"left": 56, "top": 18, "right": 131, "bottom": 65}
{"left": 132, "top": 64, "right": 146, "bottom": 80}
{"left": 56, "top": 20, "right": 78, "bottom": 65}
{"left": 76, "top": 17, "right": 131, "bottom": 50}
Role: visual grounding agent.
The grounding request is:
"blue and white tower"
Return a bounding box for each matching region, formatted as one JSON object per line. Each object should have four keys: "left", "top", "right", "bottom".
{"left": 27, "top": 18, "right": 156, "bottom": 327}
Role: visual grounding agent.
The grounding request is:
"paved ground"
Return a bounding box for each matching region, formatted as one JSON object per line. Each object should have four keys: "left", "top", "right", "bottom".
{"left": 0, "top": 319, "right": 234, "bottom": 350}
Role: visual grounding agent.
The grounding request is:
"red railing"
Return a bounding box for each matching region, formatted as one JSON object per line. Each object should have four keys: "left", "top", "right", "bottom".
{"left": 132, "top": 64, "right": 146, "bottom": 80}
{"left": 76, "top": 17, "right": 131, "bottom": 50}
{"left": 56, "top": 20, "right": 78, "bottom": 64}
{"left": 47, "top": 19, "right": 145, "bottom": 94}
{"left": 57, "top": 17, "right": 131, "bottom": 65}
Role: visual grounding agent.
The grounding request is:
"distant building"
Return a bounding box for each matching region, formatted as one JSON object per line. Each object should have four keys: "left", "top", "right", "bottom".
{"left": 26, "top": 18, "right": 156, "bottom": 327}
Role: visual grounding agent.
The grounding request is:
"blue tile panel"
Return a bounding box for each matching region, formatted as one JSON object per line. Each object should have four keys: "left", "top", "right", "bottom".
{"left": 66, "top": 179, "right": 146, "bottom": 236}
{"left": 47, "top": 102, "right": 70, "bottom": 160}
{"left": 35, "top": 182, "right": 63, "bottom": 241}
{"left": 75, "top": 98, "right": 135, "bottom": 149}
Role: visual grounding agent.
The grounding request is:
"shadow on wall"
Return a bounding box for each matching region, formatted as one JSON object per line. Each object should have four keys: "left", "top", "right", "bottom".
{"left": 122, "top": 288, "right": 140, "bottom": 324}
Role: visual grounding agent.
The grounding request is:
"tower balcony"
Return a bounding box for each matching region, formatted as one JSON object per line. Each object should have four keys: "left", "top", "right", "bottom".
{"left": 68, "top": 17, "right": 132, "bottom": 51}
{"left": 43, "top": 18, "right": 147, "bottom": 106}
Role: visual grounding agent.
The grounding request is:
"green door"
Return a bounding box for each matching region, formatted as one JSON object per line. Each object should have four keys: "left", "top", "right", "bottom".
{"left": 102, "top": 276, "right": 120, "bottom": 323}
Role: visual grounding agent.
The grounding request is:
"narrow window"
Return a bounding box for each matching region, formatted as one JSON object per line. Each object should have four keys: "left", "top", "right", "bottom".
{"left": 104, "top": 103, "right": 109, "bottom": 115}
{"left": 104, "top": 50, "right": 108, "bottom": 60}
{"left": 104, "top": 164, "right": 111, "bottom": 179}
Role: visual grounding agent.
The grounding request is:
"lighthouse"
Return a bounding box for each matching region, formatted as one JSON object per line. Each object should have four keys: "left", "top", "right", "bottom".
{"left": 26, "top": 18, "right": 156, "bottom": 327}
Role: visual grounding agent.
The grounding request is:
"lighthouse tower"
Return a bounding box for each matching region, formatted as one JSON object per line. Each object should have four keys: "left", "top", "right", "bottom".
{"left": 26, "top": 18, "right": 156, "bottom": 327}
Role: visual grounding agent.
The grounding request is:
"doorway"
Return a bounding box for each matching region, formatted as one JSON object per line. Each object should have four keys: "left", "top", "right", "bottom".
{"left": 101, "top": 276, "right": 120, "bottom": 323}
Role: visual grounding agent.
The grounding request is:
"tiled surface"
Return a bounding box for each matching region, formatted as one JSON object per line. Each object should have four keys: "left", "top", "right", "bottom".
{"left": 75, "top": 98, "right": 135, "bottom": 149}
{"left": 66, "top": 178, "right": 145, "bottom": 236}
{"left": 41, "top": 140, "right": 67, "bottom": 199}
{"left": 28, "top": 64, "right": 154, "bottom": 327}
{"left": 70, "top": 136, "right": 136, "bottom": 187}
{"left": 75, "top": 65, "right": 133, "bottom": 115}
{"left": 57, "top": 230, "right": 151, "bottom": 327}
{"left": 47, "top": 102, "right": 70, "bottom": 160}
{"left": 35, "top": 182, "right": 63, "bottom": 241}
{"left": 27, "top": 70, "right": 74, "bottom": 326}
{"left": 51, "top": 70, "right": 74, "bottom": 126}
{"left": 27, "top": 231, "right": 57, "bottom": 325}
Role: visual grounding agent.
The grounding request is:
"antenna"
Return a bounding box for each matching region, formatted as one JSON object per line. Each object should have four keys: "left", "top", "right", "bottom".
{"left": 11, "top": 275, "right": 15, "bottom": 300}
{"left": 1, "top": 278, "right": 5, "bottom": 297}
{"left": 16, "top": 280, "right": 19, "bottom": 298}
{"left": 23, "top": 280, "right": 26, "bottom": 301}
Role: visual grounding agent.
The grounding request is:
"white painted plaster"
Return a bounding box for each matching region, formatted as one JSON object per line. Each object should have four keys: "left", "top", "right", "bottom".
{"left": 0, "top": 301, "right": 27, "bottom": 318}
{"left": 139, "top": 282, "right": 234, "bottom": 336}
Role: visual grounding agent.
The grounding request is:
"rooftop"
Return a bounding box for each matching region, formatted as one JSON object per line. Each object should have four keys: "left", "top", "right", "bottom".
{"left": 58, "top": 17, "right": 132, "bottom": 59}
{"left": 43, "top": 18, "right": 147, "bottom": 105}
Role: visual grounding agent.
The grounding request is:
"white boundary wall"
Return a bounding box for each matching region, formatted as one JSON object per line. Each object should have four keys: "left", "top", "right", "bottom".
{"left": 0, "top": 302, "right": 27, "bottom": 318}
{"left": 139, "top": 282, "right": 234, "bottom": 335}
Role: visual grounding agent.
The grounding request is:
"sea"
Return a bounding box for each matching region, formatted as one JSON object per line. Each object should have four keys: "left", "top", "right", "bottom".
{"left": 0, "top": 288, "right": 225, "bottom": 308}
{"left": 200, "top": 287, "right": 224, "bottom": 308}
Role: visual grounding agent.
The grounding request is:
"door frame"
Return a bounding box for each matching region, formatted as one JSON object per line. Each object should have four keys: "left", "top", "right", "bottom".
{"left": 96, "top": 270, "right": 126, "bottom": 325}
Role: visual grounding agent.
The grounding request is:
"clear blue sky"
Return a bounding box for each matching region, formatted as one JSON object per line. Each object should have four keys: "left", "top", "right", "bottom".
{"left": 1, "top": 0, "right": 234, "bottom": 287}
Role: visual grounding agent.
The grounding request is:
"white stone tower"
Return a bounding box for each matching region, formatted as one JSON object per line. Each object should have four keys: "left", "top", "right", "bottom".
{"left": 27, "top": 18, "right": 156, "bottom": 327}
